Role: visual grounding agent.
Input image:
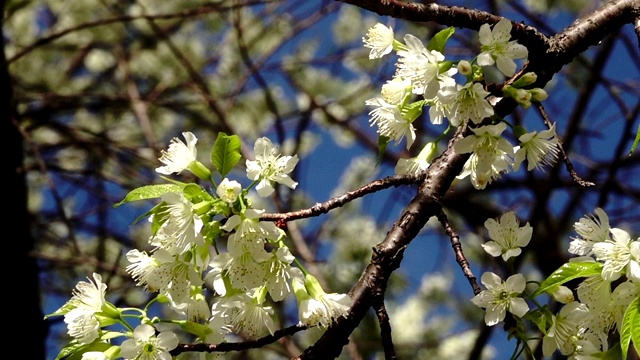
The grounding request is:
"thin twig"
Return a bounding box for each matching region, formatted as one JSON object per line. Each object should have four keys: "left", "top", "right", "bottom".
{"left": 171, "top": 324, "right": 307, "bottom": 355}
{"left": 261, "top": 173, "right": 425, "bottom": 221}
{"left": 535, "top": 103, "right": 595, "bottom": 187}
{"left": 372, "top": 297, "right": 397, "bottom": 360}
{"left": 436, "top": 209, "right": 481, "bottom": 295}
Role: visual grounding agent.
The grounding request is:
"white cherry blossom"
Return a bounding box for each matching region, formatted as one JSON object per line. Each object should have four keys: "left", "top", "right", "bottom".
{"left": 482, "top": 211, "right": 532, "bottom": 261}
{"left": 362, "top": 23, "right": 395, "bottom": 59}
{"left": 471, "top": 272, "right": 529, "bottom": 326}
{"left": 156, "top": 132, "right": 198, "bottom": 175}
{"left": 246, "top": 137, "right": 299, "bottom": 197}
{"left": 477, "top": 18, "right": 528, "bottom": 76}
{"left": 514, "top": 123, "right": 560, "bottom": 171}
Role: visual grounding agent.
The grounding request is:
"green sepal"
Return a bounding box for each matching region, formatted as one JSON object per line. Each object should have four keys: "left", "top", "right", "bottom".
{"left": 176, "top": 320, "right": 212, "bottom": 339}
{"left": 212, "top": 132, "right": 242, "bottom": 177}
{"left": 598, "top": 343, "right": 622, "bottom": 360}
{"left": 523, "top": 305, "right": 554, "bottom": 334}
{"left": 400, "top": 100, "right": 426, "bottom": 122}
{"left": 45, "top": 301, "right": 75, "bottom": 319}
{"left": 533, "top": 261, "right": 603, "bottom": 297}
{"left": 621, "top": 296, "right": 640, "bottom": 360}
{"left": 427, "top": 27, "right": 455, "bottom": 54}
{"left": 629, "top": 123, "right": 640, "bottom": 156}
{"left": 114, "top": 184, "right": 182, "bottom": 207}
{"left": 376, "top": 136, "right": 391, "bottom": 166}
{"left": 100, "top": 331, "right": 127, "bottom": 341}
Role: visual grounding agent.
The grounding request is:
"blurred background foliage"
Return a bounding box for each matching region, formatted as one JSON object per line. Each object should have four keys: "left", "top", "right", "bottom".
{"left": 4, "top": 0, "right": 639, "bottom": 359}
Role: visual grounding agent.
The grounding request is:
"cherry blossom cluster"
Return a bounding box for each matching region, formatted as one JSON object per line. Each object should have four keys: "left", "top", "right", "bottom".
{"left": 471, "top": 209, "right": 640, "bottom": 359}
{"left": 363, "top": 20, "right": 558, "bottom": 189}
{"left": 46, "top": 133, "right": 351, "bottom": 360}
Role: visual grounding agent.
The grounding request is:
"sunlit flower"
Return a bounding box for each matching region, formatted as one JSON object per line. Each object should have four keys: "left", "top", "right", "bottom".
{"left": 211, "top": 290, "right": 276, "bottom": 337}
{"left": 156, "top": 132, "right": 198, "bottom": 175}
{"left": 513, "top": 123, "right": 560, "bottom": 171}
{"left": 542, "top": 301, "right": 589, "bottom": 357}
{"left": 168, "top": 286, "right": 211, "bottom": 322}
{"left": 120, "top": 324, "right": 179, "bottom": 360}
{"left": 471, "top": 272, "right": 529, "bottom": 326}
{"left": 396, "top": 34, "right": 454, "bottom": 98}
{"left": 262, "top": 246, "right": 305, "bottom": 301}
{"left": 209, "top": 252, "right": 269, "bottom": 291}
{"left": 126, "top": 249, "right": 202, "bottom": 303}
{"left": 569, "top": 208, "right": 610, "bottom": 256}
{"left": 362, "top": 23, "right": 395, "bottom": 59}
{"left": 62, "top": 273, "right": 108, "bottom": 344}
{"left": 294, "top": 275, "right": 352, "bottom": 328}
{"left": 439, "top": 82, "right": 494, "bottom": 125}
{"left": 217, "top": 178, "right": 242, "bottom": 203}
{"left": 477, "top": 18, "right": 528, "bottom": 76}
{"left": 365, "top": 97, "right": 416, "bottom": 149}
{"left": 454, "top": 122, "right": 514, "bottom": 189}
{"left": 381, "top": 77, "right": 411, "bottom": 105}
{"left": 592, "top": 228, "right": 639, "bottom": 281}
{"left": 246, "top": 137, "right": 299, "bottom": 197}
{"left": 152, "top": 192, "right": 204, "bottom": 254}
{"left": 482, "top": 211, "right": 532, "bottom": 261}
{"left": 395, "top": 142, "right": 437, "bottom": 175}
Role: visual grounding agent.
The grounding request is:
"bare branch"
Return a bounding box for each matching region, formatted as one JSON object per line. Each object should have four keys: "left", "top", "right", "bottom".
{"left": 535, "top": 104, "right": 595, "bottom": 188}
{"left": 261, "top": 173, "right": 425, "bottom": 221}
{"left": 172, "top": 324, "right": 307, "bottom": 355}
{"left": 373, "top": 297, "right": 397, "bottom": 360}
{"left": 436, "top": 208, "right": 481, "bottom": 295}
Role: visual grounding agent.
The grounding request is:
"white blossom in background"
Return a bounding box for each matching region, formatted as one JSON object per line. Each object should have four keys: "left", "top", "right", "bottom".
{"left": 482, "top": 211, "right": 532, "bottom": 261}
{"left": 120, "top": 324, "right": 179, "bottom": 360}
{"left": 477, "top": 18, "right": 528, "bottom": 76}
{"left": 365, "top": 97, "right": 416, "bottom": 149}
{"left": 246, "top": 137, "right": 299, "bottom": 197}
{"left": 439, "top": 82, "right": 494, "bottom": 125}
{"left": 471, "top": 272, "right": 529, "bottom": 326}
{"left": 62, "top": 273, "right": 108, "bottom": 344}
{"left": 542, "top": 301, "right": 589, "bottom": 357}
{"left": 592, "top": 228, "right": 640, "bottom": 281}
{"left": 454, "top": 122, "right": 514, "bottom": 189}
{"left": 217, "top": 178, "right": 242, "bottom": 203}
{"left": 514, "top": 123, "right": 560, "bottom": 171}
{"left": 156, "top": 131, "right": 198, "bottom": 175}
{"left": 569, "top": 208, "right": 611, "bottom": 256}
{"left": 362, "top": 23, "right": 395, "bottom": 59}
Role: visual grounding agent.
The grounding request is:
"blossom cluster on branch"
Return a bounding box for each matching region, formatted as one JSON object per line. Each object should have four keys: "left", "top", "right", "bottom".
{"left": 471, "top": 209, "right": 639, "bottom": 359}
{"left": 46, "top": 133, "right": 351, "bottom": 360}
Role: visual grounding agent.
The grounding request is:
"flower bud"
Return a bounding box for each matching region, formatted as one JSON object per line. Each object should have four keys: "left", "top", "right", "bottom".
{"left": 381, "top": 77, "right": 411, "bottom": 105}
{"left": 457, "top": 60, "right": 472, "bottom": 76}
{"left": 512, "top": 72, "right": 538, "bottom": 88}
{"left": 529, "top": 88, "right": 548, "bottom": 102}
{"left": 548, "top": 285, "right": 574, "bottom": 304}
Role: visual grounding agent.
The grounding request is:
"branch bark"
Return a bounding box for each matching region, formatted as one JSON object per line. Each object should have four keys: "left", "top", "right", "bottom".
{"left": 296, "top": 0, "right": 640, "bottom": 358}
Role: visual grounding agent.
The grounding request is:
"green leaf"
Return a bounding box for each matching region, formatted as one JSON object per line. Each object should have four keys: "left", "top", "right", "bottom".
{"left": 629, "top": 123, "right": 640, "bottom": 156}
{"left": 523, "top": 305, "right": 554, "bottom": 334}
{"left": 427, "top": 27, "right": 455, "bottom": 54}
{"left": 114, "top": 184, "right": 182, "bottom": 207}
{"left": 533, "top": 261, "right": 603, "bottom": 297}
{"left": 376, "top": 136, "right": 390, "bottom": 166}
{"left": 56, "top": 341, "right": 110, "bottom": 360}
{"left": 621, "top": 296, "right": 640, "bottom": 360}
{"left": 212, "top": 132, "right": 242, "bottom": 177}
{"left": 598, "top": 342, "right": 622, "bottom": 360}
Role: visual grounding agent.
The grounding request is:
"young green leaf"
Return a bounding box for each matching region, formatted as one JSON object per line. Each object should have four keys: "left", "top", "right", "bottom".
{"left": 533, "top": 261, "right": 603, "bottom": 297}
{"left": 427, "top": 27, "right": 455, "bottom": 54}
{"left": 523, "top": 305, "right": 554, "bottom": 334}
{"left": 212, "top": 132, "right": 242, "bottom": 177}
{"left": 376, "top": 135, "right": 390, "bottom": 166}
{"left": 114, "top": 184, "right": 182, "bottom": 207}
{"left": 621, "top": 296, "right": 640, "bottom": 360}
